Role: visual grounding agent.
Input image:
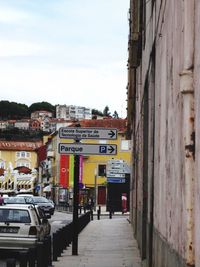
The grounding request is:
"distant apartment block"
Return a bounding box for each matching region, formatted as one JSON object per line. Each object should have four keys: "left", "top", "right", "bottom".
{"left": 56, "top": 105, "right": 92, "bottom": 120}
{"left": 15, "top": 119, "right": 30, "bottom": 130}
{"left": 31, "top": 110, "right": 53, "bottom": 120}
{"left": 0, "top": 121, "right": 8, "bottom": 129}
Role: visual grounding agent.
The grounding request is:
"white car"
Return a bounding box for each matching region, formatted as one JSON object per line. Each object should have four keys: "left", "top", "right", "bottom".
{"left": 0, "top": 204, "right": 49, "bottom": 250}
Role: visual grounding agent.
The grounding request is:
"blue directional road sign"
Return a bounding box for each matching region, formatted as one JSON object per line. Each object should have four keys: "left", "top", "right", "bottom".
{"left": 107, "top": 178, "right": 126, "bottom": 183}
{"left": 59, "top": 143, "right": 117, "bottom": 155}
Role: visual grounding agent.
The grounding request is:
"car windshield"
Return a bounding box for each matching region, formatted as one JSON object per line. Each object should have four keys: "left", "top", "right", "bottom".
{"left": 0, "top": 209, "right": 31, "bottom": 223}
{"left": 33, "top": 197, "right": 49, "bottom": 204}
{"left": 6, "top": 197, "right": 27, "bottom": 204}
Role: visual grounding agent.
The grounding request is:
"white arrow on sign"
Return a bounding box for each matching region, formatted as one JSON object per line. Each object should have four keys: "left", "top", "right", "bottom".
{"left": 58, "top": 143, "right": 117, "bottom": 155}
{"left": 59, "top": 127, "right": 117, "bottom": 140}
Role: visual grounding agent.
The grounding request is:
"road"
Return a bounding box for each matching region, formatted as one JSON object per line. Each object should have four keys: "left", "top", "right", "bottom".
{"left": 49, "top": 210, "right": 73, "bottom": 234}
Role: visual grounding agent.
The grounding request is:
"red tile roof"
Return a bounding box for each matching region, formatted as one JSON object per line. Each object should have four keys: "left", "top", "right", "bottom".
{"left": 70, "top": 119, "right": 127, "bottom": 132}
{"left": 0, "top": 141, "right": 43, "bottom": 151}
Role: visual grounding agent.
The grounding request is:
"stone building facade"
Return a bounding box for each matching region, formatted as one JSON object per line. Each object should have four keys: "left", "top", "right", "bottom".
{"left": 127, "top": 0, "right": 199, "bottom": 266}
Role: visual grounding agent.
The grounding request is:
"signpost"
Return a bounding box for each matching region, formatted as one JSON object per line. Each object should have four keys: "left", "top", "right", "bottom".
{"left": 58, "top": 127, "right": 118, "bottom": 255}
{"left": 106, "top": 172, "right": 126, "bottom": 178}
{"left": 72, "top": 154, "right": 79, "bottom": 255}
{"left": 59, "top": 143, "right": 117, "bottom": 155}
{"left": 107, "top": 159, "right": 130, "bottom": 184}
{"left": 59, "top": 127, "right": 117, "bottom": 140}
{"left": 107, "top": 178, "right": 126, "bottom": 183}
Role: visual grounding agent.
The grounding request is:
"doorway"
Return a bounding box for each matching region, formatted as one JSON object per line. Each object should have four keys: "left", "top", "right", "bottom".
{"left": 97, "top": 186, "right": 106, "bottom": 205}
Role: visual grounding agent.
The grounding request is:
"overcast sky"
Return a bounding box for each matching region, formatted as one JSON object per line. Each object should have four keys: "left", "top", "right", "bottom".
{"left": 0, "top": 0, "right": 129, "bottom": 118}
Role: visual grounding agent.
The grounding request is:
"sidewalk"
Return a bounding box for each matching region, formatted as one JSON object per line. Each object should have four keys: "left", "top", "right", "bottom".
{"left": 52, "top": 216, "right": 142, "bottom": 267}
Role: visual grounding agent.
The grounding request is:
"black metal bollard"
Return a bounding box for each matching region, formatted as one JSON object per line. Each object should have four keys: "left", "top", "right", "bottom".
{"left": 90, "top": 208, "right": 93, "bottom": 220}
{"left": 28, "top": 247, "right": 36, "bottom": 267}
{"left": 36, "top": 242, "right": 45, "bottom": 267}
{"left": 53, "top": 231, "right": 60, "bottom": 261}
{"left": 66, "top": 224, "right": 71, "bottom": 247}
{"left": 57, "top": 229, "right": 63, "bottom": 255}
{"left": 47, "top": 235, "right": 52, "bottom": 267}
{"left": 97, "top": 206, "right": 101, "bottom": 220}
{"left": 43, "top": 236, "right": 52, "bottom": 267}
{"left": 97, "top": 209, "right": 100, "bottom": 220}
{"left": 109, "top": 210, "right": 112, "bottom": 219}
{"left": 53, "top": 232, "right": 57, "bottom": 261}
{"left": 6, "top": 258, "right": 16, "bottom": 267}
{"left": 19, "top": 251, "right": 28, "bottom": 267}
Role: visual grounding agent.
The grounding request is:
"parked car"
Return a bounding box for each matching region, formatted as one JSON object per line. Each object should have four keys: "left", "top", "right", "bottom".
{"left": 15, "top": 195, "right": 55, "bottom": 216}
{"left": 2, "top": 194, "right": 9, "bottom": 204}
{"left": 5, "top": 197, "right": 51, "bottom": 236}
{"left": 0, "top": 204, "right": 49, "bottom": 251}
{"left": 6, "top": 196, "right": 30, "bottom": 205}
{"left": 31, "top": 196, "right": 55, "bottom": 216}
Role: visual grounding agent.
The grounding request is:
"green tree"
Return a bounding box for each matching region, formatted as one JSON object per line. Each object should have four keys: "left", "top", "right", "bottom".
{"left": 0, "top": 101, "right": 29, "bottom": 119}
{"left": 92, "top": 109, "right": 103, "bottom": 116}
{"left": 112, "top": 111, "right": 119, "bottom": 118}
{"left": 28, "top": 102, "right": 55, "bottom": 116}
{"left": 103, "top": 106, "right": 111, "bottom": 117}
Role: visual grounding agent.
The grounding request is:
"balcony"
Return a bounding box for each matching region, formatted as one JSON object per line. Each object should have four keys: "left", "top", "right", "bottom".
{"left": 47, "top": 151, "right": 55, "bottom": 158}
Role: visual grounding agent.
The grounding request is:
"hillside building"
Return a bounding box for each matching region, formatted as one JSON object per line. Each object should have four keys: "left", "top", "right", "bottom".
{"left": 56, "top": 105, "right": 92, "bottom": 120}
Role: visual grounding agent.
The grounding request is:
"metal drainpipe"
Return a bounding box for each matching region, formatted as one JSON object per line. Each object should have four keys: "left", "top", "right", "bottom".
{"left": 180, "top": 1, "right": 195, "bottom": 264}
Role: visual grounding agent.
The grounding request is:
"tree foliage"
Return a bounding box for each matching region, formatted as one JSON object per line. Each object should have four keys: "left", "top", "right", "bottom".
{"left": 112, "top": 111, "right": 119, "bottom": 119}
{"left": 28, "top": 102, "right": 55, "bottom": 115}
{"left": 0, "top": 101, "right": 120, "bottom": 120}
{"left": 0, "top": 101, "right": 29, "bottom": 120}
{"left": 103, "top": 106, "right": 111, "bottom": 117}
{"left": 92, "top": 109, "right": 103, "bottom": 116}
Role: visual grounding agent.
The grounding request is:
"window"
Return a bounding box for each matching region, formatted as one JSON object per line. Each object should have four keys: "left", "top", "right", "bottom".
{"left": 16, "top": 162, "right": 30, "bottom": 168}
{"left": 16, "top": 151, "right": 30, "bottom": 158}
{"left": 0, "top": 160, "right": 5, "bottom": 169}
{"left": 21, "top": 152, "right": 26, "bottom": 157}
{"left": 98, "top": 164, "right": 106, "bottom": 176}
{"left": 99, "top": 140, "right": 107, "bottom": 144}
{"left": 0, "top": 209, "right": 31, "bottom": 223}
{"left": 120, "top": 140, "right": 130, "bottom": 151}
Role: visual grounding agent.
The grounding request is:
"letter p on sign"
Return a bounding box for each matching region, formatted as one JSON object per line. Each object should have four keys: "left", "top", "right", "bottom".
{"left": 99, "top": 145, "right": 107, "bottom": 154}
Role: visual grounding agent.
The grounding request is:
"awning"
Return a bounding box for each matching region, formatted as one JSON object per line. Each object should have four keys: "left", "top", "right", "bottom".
{"left": 17, "top": 180, "right": 32, "bottom": 185}
{"left": 43, "top": 185, "right": 52, "bottom": 192}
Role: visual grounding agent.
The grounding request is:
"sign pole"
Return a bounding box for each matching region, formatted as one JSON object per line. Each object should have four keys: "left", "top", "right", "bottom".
{"left": 72, "top": 153, "right": 80, "bottom": 255}
{"left": 58, "top": 126, "right": 118, "bottom": 256}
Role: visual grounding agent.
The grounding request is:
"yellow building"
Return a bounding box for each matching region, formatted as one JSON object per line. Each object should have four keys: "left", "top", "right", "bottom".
{"left": 47, "top": 119, "right": 131, "bottom": 207}
{"left": 0, "top": 140, "right": 42, "bottom": 193}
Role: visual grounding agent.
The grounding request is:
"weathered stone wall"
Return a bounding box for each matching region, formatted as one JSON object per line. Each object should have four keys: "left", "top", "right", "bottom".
{"left": 128, "top": 0, "right": 197, "bottom": 266}
{"left": 194, "top": 1, "right": 200, "bottom": 266}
